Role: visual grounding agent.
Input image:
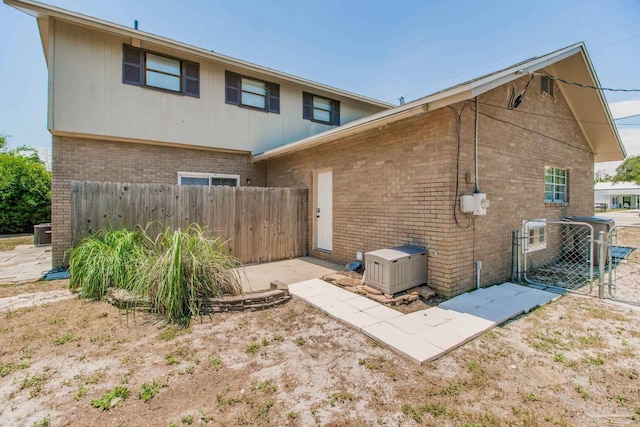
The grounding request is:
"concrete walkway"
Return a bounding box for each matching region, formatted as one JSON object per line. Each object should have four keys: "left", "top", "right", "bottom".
{"left": 239, "top": 257, "right": 342, "bottom": 292}
{"left": 289, "top": 280, "right": 560, "bottom": 364}
{"left": 0, "top": 244, "right": 52, "bottom": 283}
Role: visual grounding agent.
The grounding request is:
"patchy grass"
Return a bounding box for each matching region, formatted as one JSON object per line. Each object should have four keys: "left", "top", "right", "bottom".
{"left": 19, "top": 372, "right": 48, "bottom": 398}
{"left": 0, "top": 235, "right": 32, "bottom": 251}
{"left": 0, "top": 360, "right": 31, "bottom": 377}
{"left": 52, "top": 332, "right": 81, "bottom": 346}
{"left": 2, "top": 267, "right": 640, "bottom": 426}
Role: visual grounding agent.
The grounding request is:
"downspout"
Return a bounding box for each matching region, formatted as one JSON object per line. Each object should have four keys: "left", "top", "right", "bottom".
{"left": 474, "top": 96, "right": 480, "bottom": 193}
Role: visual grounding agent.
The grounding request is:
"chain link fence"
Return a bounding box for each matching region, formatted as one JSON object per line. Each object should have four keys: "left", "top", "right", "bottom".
{"left": 607, "top": 225, "right": 640, "bottom": 305}
{"left": 519, "top": 220, "right": 595, "bottom": 293}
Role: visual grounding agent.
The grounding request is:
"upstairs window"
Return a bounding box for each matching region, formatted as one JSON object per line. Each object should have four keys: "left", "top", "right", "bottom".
{"left": 123, "top": 45, "right": 199, "bottom": 97}
{"left": 178, "top": 172, "right": 239, "bottom": 187}
{"left": 545, "top": 167, "right": 567, "bottom": 203}
{"left": 225, "top": 71, "right": 280, "bottom": 113}
{"left": 303, "top": 92, "right": 340, "bottom": 125}
{"left": 146, "top": 53, "right": 181, "bottom": 92}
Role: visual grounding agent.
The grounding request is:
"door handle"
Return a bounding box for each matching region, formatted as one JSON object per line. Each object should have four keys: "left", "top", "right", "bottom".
{"left": 317, "top": 208, "right": 320, "bottom": 218}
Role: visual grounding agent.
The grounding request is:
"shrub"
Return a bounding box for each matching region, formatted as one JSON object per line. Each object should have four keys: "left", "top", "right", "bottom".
{"left": 133, "top": 224, "right": 241, "bottom": 326}
{"left": 69, "top": 228, "right": 146, "bottom": 300}
{"left": 70, "top": 223, "right": 241, "bottom": 325}
{"left": 0, "top": 143, "right": 51, "bottom": 233}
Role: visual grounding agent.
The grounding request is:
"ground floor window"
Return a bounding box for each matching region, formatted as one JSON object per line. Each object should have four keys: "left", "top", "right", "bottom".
{"left": 178, "top": 172, "right": 239, "bottom": 187}
{"left": 544, "top": 167, "right": 567, "bottom": 203}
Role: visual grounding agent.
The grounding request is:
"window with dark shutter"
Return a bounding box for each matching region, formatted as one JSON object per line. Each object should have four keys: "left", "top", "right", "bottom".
{"left": 268, "top": 82, "right": 280, "bottom": 113}
{"left": 122, "top": 44, "right": 200, "bottom": 98}
{"left": 302, "top": 92, "right": 312, "bottom": 120}
{"left": 123, "top": 45, "right": 143, "bottom": 86}
{"left": 225, "top": 71, "right": 240, "bottom": 105}
{"left": 332, "top": 100, "right": 340, "bottom": 126}
{"left": 303, "top": 92, "right": 340, "bottom": 125}
{"left": 183, "top": 61, "right": 200, "bottom": 98}
{"left": 225, "top": 71, "right": 280, "bottom": 114}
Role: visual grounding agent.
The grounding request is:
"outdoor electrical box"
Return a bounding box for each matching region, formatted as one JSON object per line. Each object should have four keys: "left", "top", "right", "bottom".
{"left": 460, "top": 193, "right": 490, "bottom": 215}
{"left": 461, "top": 195, "right": 474, "bottom": 213}
{"left": 473, "top": 193, "right": 489, "bottom": 215}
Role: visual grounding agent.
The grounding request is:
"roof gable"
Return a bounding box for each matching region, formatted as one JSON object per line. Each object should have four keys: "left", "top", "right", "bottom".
{"left": 255, "top": 43, "right": 626, "bottom": 162}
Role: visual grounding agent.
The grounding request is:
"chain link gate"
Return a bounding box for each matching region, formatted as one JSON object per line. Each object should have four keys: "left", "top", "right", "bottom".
{"left": 517, "top": 220, "right": 597, "bottom": 294}
{"left": 607, "top": 225, "right": 640, "bottom": 306}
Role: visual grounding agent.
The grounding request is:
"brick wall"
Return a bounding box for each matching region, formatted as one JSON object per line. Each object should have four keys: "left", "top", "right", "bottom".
{"left": 265, "top": 75, "right": 594, "bottom": 296}
{"left": 51, "top": 136, "right": 265, "bottom": 266}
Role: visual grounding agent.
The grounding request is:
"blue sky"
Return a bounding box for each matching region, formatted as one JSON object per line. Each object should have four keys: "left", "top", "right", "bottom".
{"left": 2, "top": 0, "right": 639, "bottom": 173}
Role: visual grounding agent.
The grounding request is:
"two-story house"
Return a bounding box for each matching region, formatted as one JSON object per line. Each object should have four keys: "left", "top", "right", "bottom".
{"left": 7, "top": 0, "right": 626, "bottom": 296}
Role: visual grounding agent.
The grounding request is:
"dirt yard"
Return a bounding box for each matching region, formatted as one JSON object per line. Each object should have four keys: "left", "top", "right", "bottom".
{"left": 1, "top": 230, "right": 639, "bottom": 426}
{"left": 0, "top": 287, "right": 639, "bottom": 426}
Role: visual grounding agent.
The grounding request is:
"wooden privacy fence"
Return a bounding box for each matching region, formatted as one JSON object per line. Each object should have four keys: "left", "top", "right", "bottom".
{"left": 70, "top": 181, "right": 308, "bottom": 264}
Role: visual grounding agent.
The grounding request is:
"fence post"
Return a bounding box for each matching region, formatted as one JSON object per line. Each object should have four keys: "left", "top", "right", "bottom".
{"left": 597, "top": 230, "right": 606, "bottom": 299}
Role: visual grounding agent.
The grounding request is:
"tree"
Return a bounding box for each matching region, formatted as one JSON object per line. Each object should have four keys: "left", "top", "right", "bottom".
{"left": 0, "top": 134, "right": 51, "bottom": 233}
{"left": 613, "top": 155, "right": 640, "bottom": 185}
{"left": 594, "top": 169, "right": 612, "bottom": 183}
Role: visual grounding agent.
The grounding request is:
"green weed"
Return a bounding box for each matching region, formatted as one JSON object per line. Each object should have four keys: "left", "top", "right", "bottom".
{"left": 585, "top": 356, "right": 604, "bottom": 366}
{"left": 138, "top": 379, "right": 166, "bottom": 402}
{"left": 53, "top": 333, "right": 81, "bottom": 346}
{"left": 246, "top": 342, "right": 260, "bottom": 354}
{"left": 20, "top": 373, "right": 48, "bottom": 398}
{"left": 328, "top": 392, "right": 354, "bottom": 406}
{"left": 90, "top": 386, "right": 130, "bottom": 410}
{"left": 208, "top": 356, "right": 222, "bottom": 370}
{"left": 295, "top": 337, "right": 306, "bottom": 346}
{"left": 31, "top": 416, "right": 50, "bottom": 427}
{"left": 75, "top": 385, "right": 88, "bottom": 401}
{"left": 0, "top": 360, "right": 30, "bottom": 377}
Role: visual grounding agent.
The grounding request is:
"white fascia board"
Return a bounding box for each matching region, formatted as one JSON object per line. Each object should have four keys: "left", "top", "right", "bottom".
{"left": 4, "top": 0, "right": 393, "bottom": 109}
{"left": 253, "top": 87, "right": 473, "bottom": 161}
{"left": 469, "top": 44, "right": 583, "bottom": 97}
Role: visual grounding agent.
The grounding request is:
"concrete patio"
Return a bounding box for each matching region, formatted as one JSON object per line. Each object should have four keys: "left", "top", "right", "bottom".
{"left": 239, "top": 257, "right": 342, "bottom": 292}
{"left": 0, "top": 244, "right": 52, "bottom": 283}
{"left": 289, "top": 279, "right": 561, "bottom": 364}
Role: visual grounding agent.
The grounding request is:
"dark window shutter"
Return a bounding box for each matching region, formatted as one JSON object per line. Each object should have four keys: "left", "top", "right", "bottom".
{"left": 268, "top": 82, "right": 280, "bottom": 113}
{"left": 225, "top": 71, "right": 240, "bottom": 105}
{"left": 123, "top": 45, "right": 143, "bottom": 86}
{"left": 183, "top": 61, "right": 200, "bottom": 98}
{"left": 332, "top": 100, "right": 341, "bottom": 126}
{"left": 302, "top": 92, "right": 312, "bottom": 120}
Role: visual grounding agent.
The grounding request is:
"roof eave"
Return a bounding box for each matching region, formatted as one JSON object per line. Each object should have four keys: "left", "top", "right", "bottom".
{"left": 255, "top": 43, "right": 626, "bottom": 163}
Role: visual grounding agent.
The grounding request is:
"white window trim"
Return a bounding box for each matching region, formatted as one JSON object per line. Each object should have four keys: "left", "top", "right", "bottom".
{"left": 523, "top": 220, "right": 547, "bottom": 253}
{"left": 545, "top": 166, "right": 567, "bottom": 203}
{"left": 177, "top": 172, "right": 240, "bottom": 187}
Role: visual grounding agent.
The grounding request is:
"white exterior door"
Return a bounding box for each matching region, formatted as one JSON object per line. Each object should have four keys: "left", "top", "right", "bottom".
{"left": 315, "top": 171, "right": 333, "bottom": 252}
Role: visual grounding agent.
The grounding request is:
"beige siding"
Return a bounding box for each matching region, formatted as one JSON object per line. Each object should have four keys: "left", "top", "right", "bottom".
{"left": 51, "top": 19, "right": 384, "bottom": 153}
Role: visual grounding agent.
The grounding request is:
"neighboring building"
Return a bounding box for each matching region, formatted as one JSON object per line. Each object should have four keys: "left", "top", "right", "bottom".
{"left": 7, "top": 0, "right": 626, "bottom": 296}
{"left": 595, "top": 182, "right": 640, "bottom": 209}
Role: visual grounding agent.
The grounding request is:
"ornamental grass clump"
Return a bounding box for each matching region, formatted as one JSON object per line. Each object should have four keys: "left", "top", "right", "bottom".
{"left": 136, "top": 225, "right": 242, "bottom": 326}
{"left": 69, "top": 223, "right": 241, "bottom": 325}
{"left": 69, "top": 228, "right": 146, "bottom": 300}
